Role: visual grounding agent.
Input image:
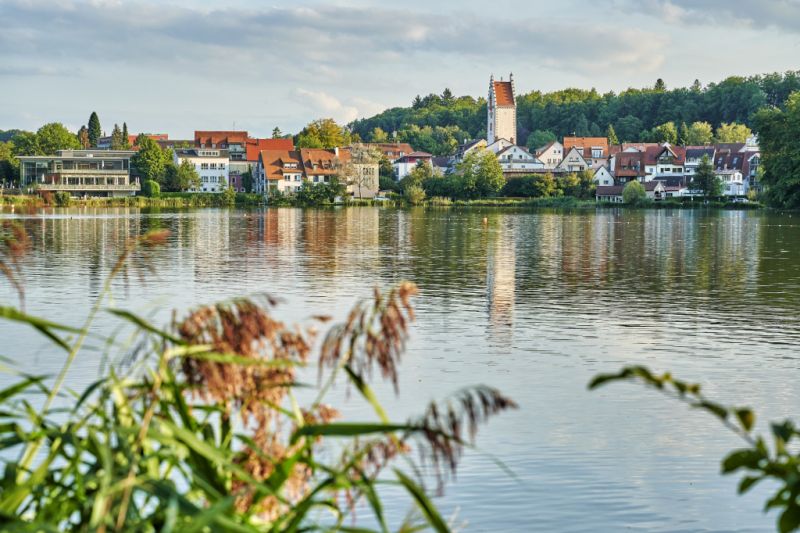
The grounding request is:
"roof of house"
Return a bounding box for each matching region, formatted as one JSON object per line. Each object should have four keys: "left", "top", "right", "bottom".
{"left": 360, "top": 143, "right": 415, "bottom": 159}
{"left": 621, "top": 142, "right": 659, "bottom": 152}
{"left": 174, "top": 148, "right": 230, "bottom": 158}
{"left": 299, "top": 148, "right": 350, "bottom": 176}
{"left": 596, "top": 185, "right": 624, "bottom": 196}
{"left": 714, "top": 146, "right": 746, "bottom": 171}
{"left": 614, "top": 151, "right": 646, "bottom": 177}
{"left": 496, "top": 145, "right": 536, "bottom": 158}
{"left": 194, "top": 130, "right": 249, "bottom": 146}
{"left": 563, "top": 137, "right": 610, "bottom": 159}
{"left": 643, "top": 144, "right": 686, "bottom": 165}
{"left": 245, "top": 138, "right": 294, "bottom": 161}
{"left": 258, "top": 150, "right": 304, "bottom": 181}
{"left": 396, "top": 151, "right": 433, "bottom": 163}
{"left": 535, "top": 141, "right": 561, "bottom": 155}
{"left": 685, "top": 146, "right": 715, "bottom": 159}
{"left": 492, "top": 81, "right": 514, "bottom": 106}
{"left": 431, "top": 156, "right": 451, "bottom": 168}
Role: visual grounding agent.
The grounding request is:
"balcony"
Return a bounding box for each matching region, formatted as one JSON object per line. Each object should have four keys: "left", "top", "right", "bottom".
{"left": 38, "top": 183, "right": 140, "bottom": 192}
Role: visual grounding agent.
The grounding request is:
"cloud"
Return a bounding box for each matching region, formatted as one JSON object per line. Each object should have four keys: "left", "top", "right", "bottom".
{"left": 613, "top": 0, "right": 800, "bottom": 33}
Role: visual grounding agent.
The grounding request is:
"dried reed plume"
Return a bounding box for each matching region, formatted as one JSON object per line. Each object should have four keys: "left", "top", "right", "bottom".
{"left": 319, "top": 281, "right": 418, "bottom": 391}
{"left": 0, "top": 220, "right": 31, "bottom": 307}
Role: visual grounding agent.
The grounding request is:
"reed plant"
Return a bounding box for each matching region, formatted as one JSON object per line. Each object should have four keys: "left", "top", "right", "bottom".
{"left": 0, "top": 222, "right": 515, "bottom": 531}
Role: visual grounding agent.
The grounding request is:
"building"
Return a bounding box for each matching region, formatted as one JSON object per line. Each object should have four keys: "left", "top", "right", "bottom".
{"left": 173, "top": 148, "right": 230, "bottom": 193}
{"left": 596, "top": 181, "right": 665, "bottom": 202}
{"left": 455, "top": 139, "right": 488, "bottom": 162}
{"left": 563, "top": 137, "right": 610, "bottom": 169}
{"left": 593, "top": 167, "right": 614, "bottom": 186}
{"left": 556, "top": 147, "right": 589, "bottom": 173}
{"left": 357, "top": 143, "right": 415, "bottom": 162}
{"left": 431, "top": 156, "right": 452, "bottom": 175}
{"left": 194, "top": 131, "right": 249, "bottom": 161}
{"left": 535, "top": 141, "right": 564, "bottom": 169}
{"left": 643, "top": 144, "right": 686, "bottom": 182}
{"left": 612, "top": 151, "right": 646, "bottom": 183}
{"left": 255, "top": 149, "right": 304, "bottom": 195}
{"left": 487, "top": 74, "right": 517, "bottom": 145}
{"left": 496, "top": 145, "right": 544, "bottom": 175}
{"left": 393, "top": 151, "right": 433, "bottom": 180}
{"left": 97, "top": 133, "right": 168, "bottom": 150}
{"left": 18, "top": 150, "right": 140, "bottom": 197}
{"left": 684, "top": 146, "right": 716, "bottom": 179}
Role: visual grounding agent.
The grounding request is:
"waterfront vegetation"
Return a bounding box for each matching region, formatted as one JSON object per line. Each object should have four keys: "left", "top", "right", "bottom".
{"left": 0, "top": 225, "right": 516, "bottom": 531}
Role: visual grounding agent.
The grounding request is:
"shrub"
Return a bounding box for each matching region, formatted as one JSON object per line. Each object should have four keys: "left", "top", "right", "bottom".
{"left": 142, "top": 179, "right": 161, "bottom": 198}
{"left": 623, "top": 181, "right": 647, "bottom": 204}
{"left": 53, "top": 191, "right": 72, "bottom": 207}
{"left": 404, "top": 184, "right": 426, "bottom": 205}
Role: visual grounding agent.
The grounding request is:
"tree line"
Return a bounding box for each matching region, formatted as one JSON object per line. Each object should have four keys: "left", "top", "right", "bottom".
{"left": 349, "top": 71, "right": 800, "bottom": 155}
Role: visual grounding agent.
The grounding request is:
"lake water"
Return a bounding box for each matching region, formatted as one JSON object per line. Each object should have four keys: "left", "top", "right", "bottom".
{"left": 1, "top": 206, "right": 799, "bottom": 532}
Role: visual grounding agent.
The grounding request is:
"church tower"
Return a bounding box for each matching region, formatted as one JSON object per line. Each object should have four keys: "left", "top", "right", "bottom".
{"left": 487, "top": 73, "right": 517, "bottom": 145}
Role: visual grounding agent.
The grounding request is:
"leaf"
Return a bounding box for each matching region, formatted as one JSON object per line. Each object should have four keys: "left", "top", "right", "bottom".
{"left": 735, "top": 409, "right": 756, "bottom": 432}
{"left": 291, "top": 423, "right": 411, "bottom": 444}
{"left": 738, "top": 475, "right": 764, "bottom": 494}
{"left": 779, "top": 504, "right": 800, "bottom": 533}
{"left": 345, "top": 365, "right": 390, "bottom": 423}
{"left": 721, "top": 449, "right": 763, "bottom": 473}
{"left": 0, "top": 306, "right": 82, "bottom": 333}
{"left": 394, "top": 469, "right": 450, "bottom": 533}
{"left": 0, "top": 376, "right": 46, "bottom": 403}
{"left": 108, "top": 308, "right": 185, "bottom": 344}
{"left": 693, "top": 400, "right": 729, "bottom": 421}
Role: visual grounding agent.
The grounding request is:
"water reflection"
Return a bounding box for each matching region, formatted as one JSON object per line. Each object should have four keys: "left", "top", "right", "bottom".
{"left": 1, "top": 206, "right": 799, "bottom": 532}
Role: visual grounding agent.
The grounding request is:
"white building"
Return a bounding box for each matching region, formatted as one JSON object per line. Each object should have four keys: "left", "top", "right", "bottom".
{"left": 535, "top": 141, "right": 564, "bottom": 169}
{"left": 496, "top": 145, "right": 544, "bottom": 174}
{"left": 556, "top": 147, "right": 589, "bottom": 173}
{"left": 487, "top": 74, "right": 517, "bottom": 145}
{"left": 393, "top": 152, "right": 433, "bottom": 180}
{"left": 173, "top": 148, "right": 230, "bottom": 193}
{"left": 592, "top": 167, "right": 614, "bottom": 186}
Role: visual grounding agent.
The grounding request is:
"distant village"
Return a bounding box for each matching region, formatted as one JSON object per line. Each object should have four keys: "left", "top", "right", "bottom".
{"left": 15, "top": 74, "right": 761, "bottom": 203}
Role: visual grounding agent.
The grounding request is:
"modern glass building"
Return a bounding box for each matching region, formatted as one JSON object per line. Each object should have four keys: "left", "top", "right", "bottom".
{"left": 18, "top": 150, "right": 140, "bottom": 196}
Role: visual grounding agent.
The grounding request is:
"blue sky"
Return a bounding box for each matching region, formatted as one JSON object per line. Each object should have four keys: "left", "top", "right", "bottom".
{"left": 1, "top": 0, "right": 799, "bottom": 138}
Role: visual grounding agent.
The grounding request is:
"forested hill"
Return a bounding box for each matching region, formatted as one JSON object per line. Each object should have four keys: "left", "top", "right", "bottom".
{"left": 349, "top": 72, "right": 800, "bottom": 155}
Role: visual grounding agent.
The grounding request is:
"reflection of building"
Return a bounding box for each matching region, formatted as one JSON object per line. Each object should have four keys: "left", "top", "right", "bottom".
{"left": 486, "top": 220, "right": 515, "bottom": 345}
{"left": 18, "top": 150, "right": 140, "bottom": 196}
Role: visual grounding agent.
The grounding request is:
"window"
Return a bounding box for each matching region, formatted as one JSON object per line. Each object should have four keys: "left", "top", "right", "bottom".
{"left": 219, "top": 163, "right": 225, "bottom": 169}
{"left": 210, "top": 163, "right": 217, "bottom": 170}
{"left": 592, "top": 149, "right": 603, "bottom": 158}
{"left": 201, "top": 163, "right": 209, "bottom": 170}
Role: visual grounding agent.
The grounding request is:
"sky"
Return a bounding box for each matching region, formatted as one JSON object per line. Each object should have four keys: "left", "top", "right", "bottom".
{"left": 1, "top": 0, "right": 799, "bottom": 138}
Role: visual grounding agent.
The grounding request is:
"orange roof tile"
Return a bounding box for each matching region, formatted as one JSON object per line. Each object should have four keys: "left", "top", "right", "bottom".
{"left": 246, "top": 138, "right": 294, "bottom": 161}
{"left": 493, "top": 81, "right": 514, "bottom": 107}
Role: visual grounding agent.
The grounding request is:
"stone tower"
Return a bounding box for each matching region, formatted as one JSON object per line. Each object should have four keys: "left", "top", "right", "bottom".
{"left": 487, "top": 73, "right": 517, "bottom": 145}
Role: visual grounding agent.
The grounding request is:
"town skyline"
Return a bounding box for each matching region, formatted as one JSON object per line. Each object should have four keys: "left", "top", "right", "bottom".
{"left": 2, "top": 0, "right": 800, "bottom": 137}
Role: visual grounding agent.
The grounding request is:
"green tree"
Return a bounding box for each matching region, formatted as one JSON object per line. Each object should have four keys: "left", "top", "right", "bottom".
{"left": 685, "top": 121, "right": 714, "bottom": 145}
{"left": 379, "top": 174, "right": 400, "bottom": 193}
{"left": 131, "top": 135, "right": 170, "bottom": 184}
{"left": 121, "top": 122, "right": 130, "bottom": 149}
{"left": 400, "top": 160, "right": 435, "bottom": 192}
{"left": 0, "top": 141, "right": 19, "bottom": 184}
{"left": 272, "top": 127, "right": 282, "bottom": 139}
{"left": 557, "top": 173, "right": 581, "bottom": 197}
{"left": 164, "top": 160, "right": 201, "bottom": 192}
{"left": 654, "top": 78, "right": 667, "bottom": 92}
{"left": 296, "top": 119, "right": 352, "bottom": 149}
{"left": 753, "top": 93, "right": 800, "bottom": 207}
{"left": 404, "top": 184, "right": 426, "bottom": 205}
{"left": 622, "top": 180, "right": 647, "bottom": 204}
{"left": 715, "top": 122, "right": 752, "bottom": 143}
{"left": 606, "top": 124, "right": 619, "bottom": 145}
{"left": 452, "top": 149, "right": 504, "bottom": 199}
{"left": 650, "top": 122, "right": 678, "bottom": 144}
{"left": 378, "top": 155, "right": 394, "bottom": 180}
{"left": 295, "top": 177, "right": 347, "bottom": 205}
{"left": 222, "top": 182, "right": 236, "bottom": 205}
{"left": 142, "top": 179, "right": 160, "bottom": 197}
{"left": 87, "top": 112, "right": 101, "bottom": 148}
{"left": 679, "top": 122, "right": 689, "bottom": 145}
{"left": 10, "top": 131, "right": 38, "bottom": 156}
{"left": 525, "top": 130, "right": 557, "bottom": 151}
{"left": 501, "top": 173, "right": 557, "bottom": 198}
{"left": 110, "top": 124, "right": 124, "bottom": 150}
{"left": 370, "top": 127, "right": 389, "bottom": 143}
{"left": 35, "top": 123, "right": 81, "bottom": 154}
{"left": 240, "top": 169, "right": 253, "bottom": 193}
{"left": 690, "top": 154, "right": 722, "bottom": 198}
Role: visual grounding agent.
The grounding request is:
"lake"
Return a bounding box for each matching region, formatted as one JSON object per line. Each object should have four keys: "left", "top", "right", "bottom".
{"left": 1, "top": 206, "right": 799, "bottom": 532}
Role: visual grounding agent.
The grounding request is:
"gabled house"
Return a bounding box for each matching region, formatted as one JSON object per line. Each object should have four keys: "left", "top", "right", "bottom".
{"left": 496, "top": 145, "right": 544, "bottom": 176}
{"left": 394, "top": 152, "right": 433, "bottom": 180}
{"left": 255, "top": 150, "right": 304, "bottom": 195}
{"left": 535, "top": 141, "right": 564, "bottom": 169}
{"left": 455, "top": 139, "right": 487, "bottom": 162}
{"left": 357, "top": 143, "right": 415, "bottom": 162}
{"left": 194, "top": 131, "right": 249, "bottom": 161}
{"left": 563, "top": 136, "right": 610, "bottom": 169}
{"left": 613, "top": 151, "right": 645, "bottom": 183}
{"left": 556, "top": 147, "right": 589, "bottom": 173}
{"left": 684, "top": 146, "right": 715, "bottom": 179}
{"left": 644, "top": 144, "right": 686, "bottom": 182}
{"left": 714, "top": 144, "right": 747, "bottom": 196}
{"left": 593, "top": 167, "right": 614, "bottom": 186}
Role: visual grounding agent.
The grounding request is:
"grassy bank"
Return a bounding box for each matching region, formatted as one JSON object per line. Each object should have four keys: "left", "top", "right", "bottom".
{"left": 1, "top": 193, "right": 264, "bottom": 208}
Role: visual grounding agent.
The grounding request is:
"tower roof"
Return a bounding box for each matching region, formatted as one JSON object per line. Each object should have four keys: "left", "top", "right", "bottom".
{"left": 492, "top": 80, "right": 514, "bottom": 106}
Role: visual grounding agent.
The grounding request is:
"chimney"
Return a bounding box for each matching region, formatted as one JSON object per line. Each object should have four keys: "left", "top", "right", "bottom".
{"left": 334, "top": 147, "right": 339, "bottom": 157}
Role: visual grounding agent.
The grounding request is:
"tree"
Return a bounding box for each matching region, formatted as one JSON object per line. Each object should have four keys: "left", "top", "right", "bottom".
{"left": 615, "top": 115, "right": 644, "bottom": 143}
{"left": 606, "top": 124, "right": 619, "bottom": 145}
{"left": 10, "top": 131, "right": 38, "bottom": 156}
{"left": 690, "top": 154, "right": 722, "bottom": 198}
{"left": 0, "top": 141, "right": 19, "bottom": 185}
{"left": 222, "top": 182, "right": 236, "bottom": 205}
{"left": 557, "top": 173, "right": 580, "bottom": 197}
{"left": 241, "top": 169, "right": 253, "bottom": 193}
{"left": 296, "top": 119, "right": 352, "bottom": 149}
{"left": 121, "top": 123, "right": 130, "bottom": 149}
{"left": 110, "top": 124, "right": 124, "bottom": 150}
{"left": 685, "top": 121, "right": 714, "bottom": 145}
{"left": 164, "top": 160, "right": 201, "bottom": 192}
{"left": 77, "top": 126, "right": 90, "bottom": 149}
{"left": 451, "top": 149, "right": 505, "bottom": 199}
{"left": 142, "top": 179, "right": 160, "bottom": 198}
{"left": 87, "top": 112, "right": 101, "bottom": 148}
{"left": 369, "top": 127, "right": 389, "bottom": 143}
{"left": 35, "top": 123, "right": 81, "bottom": 154}
{"left": 715, "top": 122, "right": 752, "bottom": 143}
{"left": 654, "top": 78, "right": 667, "bottom": 92}
{"left": 378, "top": 155, "right": 394, "bottom": 180}
{"left": 404, "top": 184, "right": 426, "bottom": 205}
{"left": 679, "top": 122, "right": 689, "bottom": 145}
{"left": 525, "top": 130, "right": 557, "bottom": 151}
{"left": 753, "top": 93, "right": 800, "bottom": 208}
{"left": 650, "top": 122, "right": 678, "bottom": 144}
{"left": 691, "top": 79, "right": 702, "bottom": 92}
{"left": 622, "top": 181, "right": 647, "bottom": 204}
{"left": 131, "top": 135, "right": 170, "bottom": 184}
{"left": 400, "top": 160, "right": 435, "bottom": 192}
{"left": 500, "top": 173, "right": 557, "bottom": 198}
{"left": 441, "top": 88, "right": 454, "bottom": 104}
{"left": 271, "top": 127, "right": 282, "bottom": 139}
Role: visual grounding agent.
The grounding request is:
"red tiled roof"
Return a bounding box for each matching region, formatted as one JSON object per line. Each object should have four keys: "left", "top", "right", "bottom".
{"left": 194, "top": 130, "right": 249, "bottom": 147}
{"left": 493, "top": 81, "right": 514, "bottom": 107}
{"left": 643, "top": 144, "right": 686, "bottom": 165}
{"left": 299, "top": 148, "right": 350, "bottom": 176}
{"left": 563, "top": 137, "right": 610, "bottom": 159}
{"left": 259, "top": 150, "right": 303, "bottom": 181}
{"left": 246, "top": 138, "right": 294, "bottom": 161}
{"left": 614, "top": 151, "right": 645, "bottom": 177}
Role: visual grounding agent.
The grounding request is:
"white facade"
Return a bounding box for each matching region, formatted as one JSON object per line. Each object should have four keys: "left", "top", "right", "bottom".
{"left": 536, "top": 142, "right": 564, "bottom": 169}
{"left": 486, "top": 138, "right": 514, "bottom": 155}
{"left": 174, "top": 149, "right": 230, "bottom": 193}
{"left": 496, "top": 145, "right": 544, "bottom": 173}
{"left": 556, "top": 147, "right": 589, "bottom": 173}
{"left": 593, "top": 167, "right": 614, "bottom": 186}
{"left": 717, "top": 170, "right": 745, "bottom": 196}
{"left": 487, "top": 74, "right": 517, "bottom": 145}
